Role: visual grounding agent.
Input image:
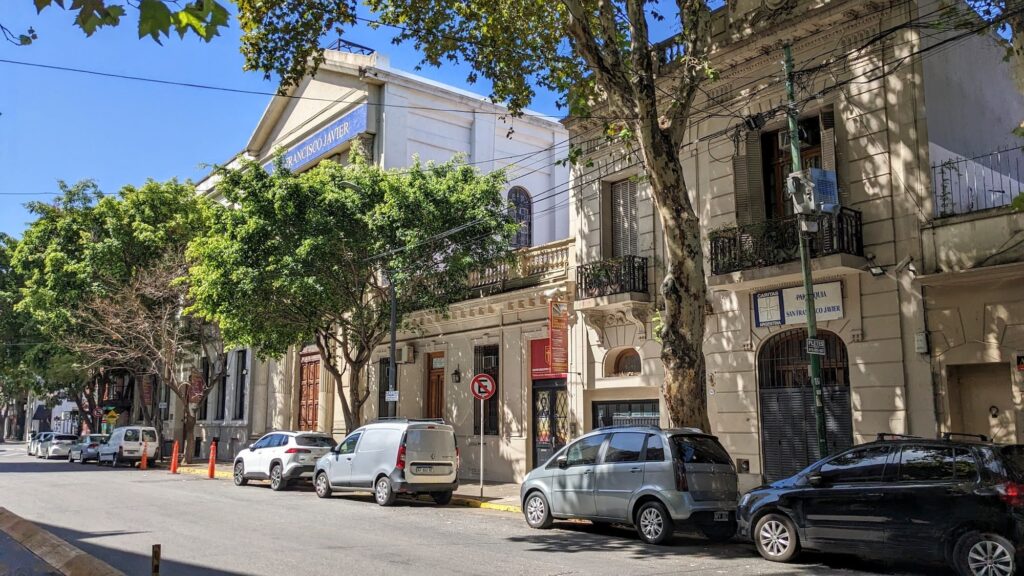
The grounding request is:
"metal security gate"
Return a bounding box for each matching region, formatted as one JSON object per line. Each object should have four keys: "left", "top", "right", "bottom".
{"left": 758, "top": 329, "right": 852, "bottom": 482}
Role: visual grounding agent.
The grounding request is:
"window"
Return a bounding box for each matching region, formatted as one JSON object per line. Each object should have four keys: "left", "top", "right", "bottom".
{"left": 473, "top": 345, "right": 500, "bottom": 435}
{"left": 898, "top": 446, "right": 955, "bottom": 482}
{"left": 160, "top": 380, "right": 170, "bottom": 421}
{"left": 610, "top": 348, "right": 641, "bottom": 376}
{"left": 604, "top": 433, "right": 645, "bottom": 463}
{"left": 377, "top": 359, "right": 396, "bottom": 419}
{"left": 566, "top": 434, "right": 606, "bottom": 466}
{"left": 593, "top": 400, "right": 659, "bottom": 428}
{"left": 198, "top": 358, "right": 209, "bottom": 421}
{"left": 610, "top": 179, "right": 638, "bottom": 257}
{"left": 954, "top": 449, "right": 979, "bottom": 480}
{"left": 253, "top": 434, "right": 273, "bottom": 450}
{"left": 216, "top": 368, "right": 228, "bottom": 421}
{"left": 508, "top": 187, "right": 532, "bottom": 249}
{"left": 644, "top": 435, "right": 666, "bottom": 462}
{"left": 671, "top": 435, "right": 732, "bottom": 465}
{"left": 124, "top": 429, "right": 140, "bottom": 442}
{"left": 234, "top": 350, "right": 247, "bottom": 421}
{"left": 762, "top": 117, "right": 822, "bottom": 219}
{"left": 819, "top": 446, "right": 890, "bottom": 484}
{"left": 338, "top": 433, "right": 360, "bottom": 455}
{"left": 142, "top": 430, "right": 157, "bottom": 443}
{"left": 295, "top": 435, "right": 336, "bottom": 448}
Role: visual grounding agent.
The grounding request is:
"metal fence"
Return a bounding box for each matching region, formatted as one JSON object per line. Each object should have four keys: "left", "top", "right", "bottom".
{"left": 933, "top": 145, "right": 1024, "bottom": 216}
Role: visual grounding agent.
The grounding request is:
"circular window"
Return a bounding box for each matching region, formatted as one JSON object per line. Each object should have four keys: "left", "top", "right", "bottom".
{"left": 612, "top": 349, "right": 642, "bottom": 376}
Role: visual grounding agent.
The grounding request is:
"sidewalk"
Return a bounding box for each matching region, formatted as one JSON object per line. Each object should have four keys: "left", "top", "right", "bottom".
{"left": 0, "top": 508, "right": 123, "bottom": 576}
{"left": 162, "top": 461, "right": 523, "bottom": 513}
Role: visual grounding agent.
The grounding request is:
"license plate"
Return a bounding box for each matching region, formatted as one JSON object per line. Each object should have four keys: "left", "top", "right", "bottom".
{"left": 714, "top": 511, "right": 730, "bottom": 522}
{"left": 414, "top": 466, "right": 433, "bottom": 474}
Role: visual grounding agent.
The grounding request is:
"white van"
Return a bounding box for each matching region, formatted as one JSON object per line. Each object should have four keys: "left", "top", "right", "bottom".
{"left": 97, "top": 426, "right": 159, "bottom": 467}
{"left": 313, "top": 418, "right": 459, "bottom": 506}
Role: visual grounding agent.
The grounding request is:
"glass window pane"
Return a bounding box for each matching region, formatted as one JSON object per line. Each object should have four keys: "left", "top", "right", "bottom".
{"left": 820, "top": 446, "right": 890, "bottom": 483}
{"left": 339, "top": 433, "right": 360, "bottom": 455}
{"left": 899, "top": 446, "right": 955, "bottom": 482}
{"left": 142, "top": 430, "right": 157, "bottom": 442}
{"left": 604, "top": 433, "right": 645, "bottom": 463}
{"left": 567, "top": 434, "right": 605, "bottom": 466}
{"left": 644, "top": 434, "right": 666, "bottom": 462}
{"left": 296, "top": 435, "right": 337, "bottom": 448}
{"left": 671, "top": 435, "right": 732, "bottom": 465}
{"left": 124, "top": 429, "right": 140, "bottom": 442}
{"left": 954, "top": 449, "right": 979, "bottom": 480}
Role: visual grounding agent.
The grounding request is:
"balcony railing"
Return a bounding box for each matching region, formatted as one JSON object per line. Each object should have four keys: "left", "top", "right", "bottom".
{"left": 709, "top": 208, "right": 864, "bottom": 275}
{"left": 933, "top": 145, "right": 1024, "bottom": 216}
{"left": 576, "top": 255, "right": 649, "bottom": 299}
{"left": 467, "top": 239, "right": 571, "bottom": 290}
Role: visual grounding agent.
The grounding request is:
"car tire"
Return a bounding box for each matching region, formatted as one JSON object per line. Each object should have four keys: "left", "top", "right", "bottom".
{"left": 523, "top": 491, "right": 553, "bottom": 529}
{"left": 68, "top": 452, "right": 74, "bottom": 463}
{"left": 113, "top": 450, "right": 122, "bottom": 468}
{"left": 374, "top": 476, "right": 396, "bottom": 506}
{"left": 431, "top": 491, "right": 453, "bottom": 506}
{"left": 953, "top": 531, "right": 1015, "bottom": 576}
{"left": 635, "top": 500, "right": 674, "bottom": 545}
{"left": 698, "top": 517, "right": 738, "bottom": 543}
{"left": 269, "top": 464, "right": 286, "bottom": 491}
{"left": 315, "top": 472, "right": 332, "bottom": 499}
{"left": 80, "top": 455, "right": 88, "bottom": 465}
{"left": 754, "top": 513, "right": 800, "bottom": 563}
{"left": 233, "top": 461, "right": 248, "bottom": 487}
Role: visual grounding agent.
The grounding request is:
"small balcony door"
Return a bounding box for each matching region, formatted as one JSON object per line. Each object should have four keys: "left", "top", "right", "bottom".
{"left": 425, "top": 352, "right": 445, "bottom": 420}
{"left": 610, "top": 179, "right": 638, "bottom": 257}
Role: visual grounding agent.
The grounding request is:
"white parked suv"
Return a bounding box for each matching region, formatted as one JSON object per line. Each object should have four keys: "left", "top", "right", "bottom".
{"left": 97, "top": 426, "right": 159, "bottom": 467}
{"left": 233, "top": 431, "right": 337, "bottom": 491}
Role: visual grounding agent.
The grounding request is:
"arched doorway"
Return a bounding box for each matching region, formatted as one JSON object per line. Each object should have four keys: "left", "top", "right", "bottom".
{"left": 758, "top": 329, "right": 853, "bottom": 481}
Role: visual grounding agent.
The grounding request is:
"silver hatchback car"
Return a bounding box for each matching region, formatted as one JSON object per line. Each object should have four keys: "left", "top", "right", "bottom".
{"left": 520, "top": 426, "right": 739, "bottom": 545}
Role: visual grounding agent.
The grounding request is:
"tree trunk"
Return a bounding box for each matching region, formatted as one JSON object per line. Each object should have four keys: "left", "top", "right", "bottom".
{"left": 347, "top": 355, "right": 370, "bottom": 428}
{"left": 181, "top": 412, "right": 197, "bottom": 465}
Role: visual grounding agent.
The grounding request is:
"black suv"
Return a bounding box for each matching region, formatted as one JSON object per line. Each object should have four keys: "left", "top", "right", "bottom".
{"left": 737, "top": 434, "right": 1024, "bottom": 576}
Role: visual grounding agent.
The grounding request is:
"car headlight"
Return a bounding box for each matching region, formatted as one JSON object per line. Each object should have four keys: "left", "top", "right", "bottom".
{"left": 739, "top": 493, "right": 752, "bottom": 508}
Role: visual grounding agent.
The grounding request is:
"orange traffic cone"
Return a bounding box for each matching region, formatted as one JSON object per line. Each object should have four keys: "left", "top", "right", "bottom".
{"left": 207, "top": 441, "right": 217, "bottom": 479}
{"left": 140, "top": 441, "right": 148, "bottom": 470}
{"left": 169, "top": 440, "right": 179, "bottom": 474}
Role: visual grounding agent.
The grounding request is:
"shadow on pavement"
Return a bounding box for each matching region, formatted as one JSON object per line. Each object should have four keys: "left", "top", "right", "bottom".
{"left": 34, "top": 522, "right": 248, "bottom": 576}
{"left": 0, "top": 460, "right": 144, "bottom": 473}
{"left": 506, "top": 521, "right": 954, "bottom": 575}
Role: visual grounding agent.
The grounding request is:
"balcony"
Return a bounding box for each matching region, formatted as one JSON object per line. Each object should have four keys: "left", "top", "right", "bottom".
{"left": 467, "top": 239, "right": 571, "bottom": 293}
{"left": 933, "top": 145, "right": 1024, "bottom": 217}
{"left": 576, "top": 255, "right": 649, "bottom": 300}
{"left": 709, "top": 208, "right": 864, "bottom": 277}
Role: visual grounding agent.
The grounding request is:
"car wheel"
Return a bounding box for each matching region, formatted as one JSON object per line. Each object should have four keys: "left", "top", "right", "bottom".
{"left": 68, "top": 452, "right": 74, "bottom": 463}
{"left": 80, "top": 455, "right": 88, "bottom": 465}
{"left": 233, "top": 461, "right": 248, "bottom": 486}
{"left": 754, "top": 513, "right": 800, "bottom": 563}
{"left": 113, "top": 449, "right": 124, "bottom": 468}
{"left": 523, "top": 491, "right": 553, "bottom": 529}
{"left": 431, "top": 491, "right": 453, "bottom": 506}
{"left": 635, "top": 500, "right": 674, "bottom": 545}
{"left": 269, "top": 464, "right": 286, "bottom": 491}
{"left": 698, "top": 517, "right": 738, "bottom": 543}
{"left": 374, "top": 476, "right": 396, "bottom": 506}
{"left": 953, "top": 531, "right": 1015, "bottom": 576}
{"left": 315, "top": 472, "right": 332, "bottom": 499}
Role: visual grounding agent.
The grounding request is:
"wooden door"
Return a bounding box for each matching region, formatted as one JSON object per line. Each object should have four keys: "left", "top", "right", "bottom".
{"left": 299, "top": 354, "right": 320, "bottom": 431}
{"left": 425, "top": 353, "right": 445, "bottom": 420}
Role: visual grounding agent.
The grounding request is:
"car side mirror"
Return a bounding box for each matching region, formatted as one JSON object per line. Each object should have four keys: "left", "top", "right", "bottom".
{"left": 557, "top": 455, "right": 568, "bottom": 469}
{"left": 807, "top": 472, "right": 825, "bottom": 487}
{"left": 248, "top": 444, "right": 256, "bottom": 451}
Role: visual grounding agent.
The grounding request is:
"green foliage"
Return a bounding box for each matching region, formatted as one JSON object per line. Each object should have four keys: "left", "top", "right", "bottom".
{"left": 20, "top": 0, "right": 229, "bottom": 45}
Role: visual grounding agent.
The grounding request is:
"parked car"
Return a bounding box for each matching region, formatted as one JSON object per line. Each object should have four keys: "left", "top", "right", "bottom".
{"left": 96, "top": 426, "right": 159, "bottom": 467}
{"left": 26, "top": 431, "right": 44, "bottom": 456}
{"left": 312, "top": 419, "right": 459, "bottom": 506}
{"left": 69, "top": 434, "right": 109, "bottom": 464}
{"left": 738, "top": 433, "right": 1024, "bottom": 576}
{"left": 38, "top": 433, "right": 79, "bottom": 459}
{"left": 233, "top": 431, "right": 337, "bottom": 491}
{"left": 520, "top": 425, "right": 739, "bottom": 545}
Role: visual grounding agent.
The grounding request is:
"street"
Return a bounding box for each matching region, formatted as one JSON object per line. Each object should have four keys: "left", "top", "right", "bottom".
{"left": 0, "top": 446, "right": 942, "bottom": 576}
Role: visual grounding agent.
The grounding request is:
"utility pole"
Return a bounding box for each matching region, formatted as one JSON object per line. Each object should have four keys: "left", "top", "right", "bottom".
{"left": 783, "top": 45, "right": 829, "bottom": 459}
{"left": 386, "top": 268, "right": 398, "bottom": 418}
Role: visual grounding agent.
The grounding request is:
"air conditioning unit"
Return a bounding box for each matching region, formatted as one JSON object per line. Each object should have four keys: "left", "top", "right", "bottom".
{"left": 394, "top": 344, "right": 415, "bottom": 364}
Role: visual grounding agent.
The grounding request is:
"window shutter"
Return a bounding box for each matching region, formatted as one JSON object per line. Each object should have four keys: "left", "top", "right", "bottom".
{"left": 819, "top": 107, "right": 845, "bottom": 204}
{"left": 611, "top": 179, "right": 638, "bottom": 256}
{"left": 734, "top": 131, "right": 766, "bottom": 225}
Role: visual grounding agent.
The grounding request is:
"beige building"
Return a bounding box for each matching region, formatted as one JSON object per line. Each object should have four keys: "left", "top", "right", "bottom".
{"left": 566, "top": 0, "right": 1024, "bottom": 491}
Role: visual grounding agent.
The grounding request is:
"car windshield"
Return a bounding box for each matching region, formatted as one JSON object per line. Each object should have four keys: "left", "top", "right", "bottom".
{"left": 56, "top": 435, "right": 77, "bottom": 441}
{"left": 1000, "top": 445, "right": 1024, "bottom": 479}
{"left": 671, "top": 435, "right": 732, "bottom": 465}
{"left": 295, "top": 435, "right": 336, "bottom": 448}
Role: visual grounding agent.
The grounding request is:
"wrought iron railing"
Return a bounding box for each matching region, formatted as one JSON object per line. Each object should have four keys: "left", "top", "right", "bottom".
{"left": 467, "top": 239, "right": 571, "bottom": 290}
{"left": 933, "top": 145, "right": 1024, "bottom": 216}
{"left": 709, "top": 208, "right": 863, "bottom": 275}
{"left": 576, "top": 255, "right": 649, "bottom": 299}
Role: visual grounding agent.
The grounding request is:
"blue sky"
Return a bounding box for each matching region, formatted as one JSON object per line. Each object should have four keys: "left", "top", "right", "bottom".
{"left": 0, "top": 4, "right": 576, "bottom": 237}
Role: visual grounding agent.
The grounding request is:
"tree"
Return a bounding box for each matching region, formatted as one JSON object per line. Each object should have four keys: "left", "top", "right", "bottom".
{"left": 187, "top": 152, "right": 517, "bottom": 431}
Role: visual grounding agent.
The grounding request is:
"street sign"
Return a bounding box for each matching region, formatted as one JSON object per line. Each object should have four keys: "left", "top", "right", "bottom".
{"left": 385, "top": 390, "right": 399, "bottom": 402}
{"left": 470, "top": 374, "right": 496, "bottom": 401}
{"left": 104, "top": 410, "right": 118, "bottom": 426}
{"left": 806, "top": 338, "right": 826, "bottom": 356}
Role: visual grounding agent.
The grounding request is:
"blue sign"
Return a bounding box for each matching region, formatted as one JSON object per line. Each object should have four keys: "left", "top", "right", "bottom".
{"left": 269, "top": 104, "right": 368, "bottom": 172}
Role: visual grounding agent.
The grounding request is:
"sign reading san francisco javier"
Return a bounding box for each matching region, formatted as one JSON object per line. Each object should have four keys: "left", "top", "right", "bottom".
{"left": 267, "top": 104, "right": 368, "bottom": 173}
{"left": 753, "top": 281, "right": 844, "bottom": 328}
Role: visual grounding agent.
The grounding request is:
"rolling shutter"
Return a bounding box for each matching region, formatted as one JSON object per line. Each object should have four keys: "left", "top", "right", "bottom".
{"left": 611, "top": 179, "right": 639, "bottom": 257}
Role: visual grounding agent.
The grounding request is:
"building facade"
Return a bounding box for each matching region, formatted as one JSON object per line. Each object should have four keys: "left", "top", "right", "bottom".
{"left": 566, "top": 0, "right": 1024, "bottom": 492}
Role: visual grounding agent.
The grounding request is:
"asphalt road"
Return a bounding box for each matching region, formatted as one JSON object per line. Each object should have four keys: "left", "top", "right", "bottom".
{"left": 0, "top": 445, "right": 945, "bottom": 576}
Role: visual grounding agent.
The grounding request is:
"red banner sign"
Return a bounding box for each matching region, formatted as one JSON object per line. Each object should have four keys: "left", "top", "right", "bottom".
{"left": 548, "top": 300, "right": 569, "bottom": 374}
{"left": 188, "top": 370, "right": 205, "bottom": 404}
{"left": 531, "top": 338, "right": 566, "bottom": 379}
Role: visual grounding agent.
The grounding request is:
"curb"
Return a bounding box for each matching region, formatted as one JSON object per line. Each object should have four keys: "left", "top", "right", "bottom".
{"left": 0, "top": 508, "right": 124, "bottom": 576}
{"left": 173, "top": 466, "right": 234, "bottom": 480}
{"left": 450, "top": 498, "right": 521, "bottom": 514}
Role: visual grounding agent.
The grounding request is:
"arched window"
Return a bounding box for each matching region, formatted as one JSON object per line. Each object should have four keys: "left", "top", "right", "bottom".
{"left": 605, "top": 347, "right": 642, "bottom": 377}
{"left": 508, "top": 187, "right": 532, "bottom": 249}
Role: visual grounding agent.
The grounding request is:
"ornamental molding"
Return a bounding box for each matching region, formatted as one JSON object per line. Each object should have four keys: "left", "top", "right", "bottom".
{"left": 580, "top": 301, "right": 654, "bottom": 345}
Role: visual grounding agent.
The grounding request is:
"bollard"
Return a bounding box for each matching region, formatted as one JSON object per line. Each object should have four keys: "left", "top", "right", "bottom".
{"left": 169, "top": 440, "right": 179, "bottom": 474}
{"left": 207, "top": 441, "right": 217, "bottom": 479}
{"left": 152, "top": 544, "right": 161, "bottom": 576}
{"left": 140, "top": 441, "right": 148, "bottom": 470}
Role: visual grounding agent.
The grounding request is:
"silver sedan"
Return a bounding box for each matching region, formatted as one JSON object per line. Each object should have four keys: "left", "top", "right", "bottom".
{"left": 69, "top": 434, "right": 109, "bottom": 463}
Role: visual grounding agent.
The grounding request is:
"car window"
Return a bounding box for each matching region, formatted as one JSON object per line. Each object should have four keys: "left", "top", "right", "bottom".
{"left": 273, "top": 434, "right": 290, "bottom": 448}
{"left": 124, "top": 429, "right": 140, "bottom": 442}
{"left": 407, "top": 429, "right": 455, "bottom": 453}
{"left": 898, "top": 446, "right": 955, "bottom": 482}
{"left": 296, "top": 435, "right": 337, "bottom": 448}
{"left": 142, "top": 430, "right": 157, "bottom": 442}
{"left": 1000, "top": 445, "right": 1024, "bottom": 480}
{"left": 90, "top": 435, "right": 108, "bottom": 443}
{"left": 338, "top": 433, "right": 361, "bottom": 455}
{"left": 671, "top": 435, "right": 732, "bottom": 465}
{"left": 644, "top": 434, "right": 666, "bottom": 462}
{"left": 252, "top": 435, "right": 272, "bottom": 449}
{"left": 56, "top": 435, "right": 77, "bottom": 441}
{"left": 820, "top": 445, "right": 890, "bottom": 484}
{"left": 954, "top": 448, "right": 979, "bottom": 480}
{"left": 566, "top": 434, "right": 606, "bottom": 466}
{"left": 604, "top": 433, "right": 645, "bottom": 463}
